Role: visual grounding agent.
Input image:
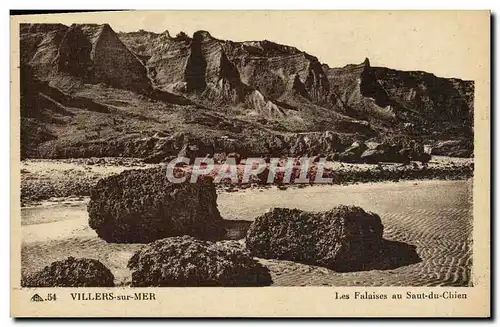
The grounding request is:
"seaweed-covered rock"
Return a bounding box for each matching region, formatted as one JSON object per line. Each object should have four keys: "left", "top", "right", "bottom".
{"left": 87, "top": 167, "right": 224, "bottom": 243}
{"left": 21, "top": 257, "right": 114, "bottom": 287}
{"left": 245, "top": 206, "right": 384, "bottom": 271}
{"left": 360, "top": 145, "right": 414, "bottom": 164}
{"left": 127, "top": 236, "right": 272, "bottom": 287}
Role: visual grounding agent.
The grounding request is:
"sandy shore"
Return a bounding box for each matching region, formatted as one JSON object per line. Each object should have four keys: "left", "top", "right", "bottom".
{"left": 20, "top": 179, "right": 473, "bottom": 287}
{"left": 20, "top": 156, "right": 473, "bottom": 205}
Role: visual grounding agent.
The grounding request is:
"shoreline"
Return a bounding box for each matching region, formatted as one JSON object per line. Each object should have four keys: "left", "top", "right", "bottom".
{"left": 20, "top": 156, "right": 473, "bottom": 206}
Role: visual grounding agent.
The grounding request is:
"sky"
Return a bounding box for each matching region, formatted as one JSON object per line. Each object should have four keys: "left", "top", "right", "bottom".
{"left": 13, "top": 10, "right": 489, "bottom": 80}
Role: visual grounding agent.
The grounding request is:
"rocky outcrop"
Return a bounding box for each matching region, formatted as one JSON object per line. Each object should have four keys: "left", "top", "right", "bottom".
{"left": 323, "top": 59, "right": 393, "bottom": 123}
{"left": 360, "top": 149, "right": 386, "bottom": 163}
{"left": 245, "top": 206, "right": 384, "bottom": 271}
{"left": 21, "top": 257, "right": 114, "bottom": 287}
{"left": 21, "top": 23, "right": 153, "bottom": 94}
{"left": 34, "top": 129, "right": 356, "bottom": 160}
{"left": 323, "top": 59, "right": 474, "bottom": 138}
{"left": 56, "top": 24, "right": 152, "bottom": 94}
{"left": 127, "top": 236, "right": 272, "bottom": 286}
{"left": 121, "top": 28, "right": 474, "bottom": 140}
{"left": 339, "top": 141, "right": 369, "bottom": 163}
{"left": 20, "top": 23, "right": 68, "bottom": 75}
{"left": 87, "top": 168, "right": 224, "bottom": 243}
{"left": 119, "top": 31, "right": 330, "bottom": 116}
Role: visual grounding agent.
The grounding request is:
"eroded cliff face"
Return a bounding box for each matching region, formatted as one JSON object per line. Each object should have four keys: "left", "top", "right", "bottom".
{"left": 324, "top": 59, "right": 396, "bottom": 124}
{"left": 119, "top": 31, "right": 332, "bottom": 116}
{"left": 222, "top": 40, "right": 331, "bottom": 105}
{"left": 119, "top": 29, "right": 473, "bottom": 140}
{"left": 58, "top": 24, "right": 153, "bottom": 93}
{"left": 120, "top": 30, "right": 285, "bottom": 116}
{"left": 20, "top": 24, "right": 474, "bottom": 158}
{"left": 21, "top": 23, "right": 153, "bottom": 94}
{"left": 20, "top": 24, "right": 68, "bottom": 75}
{"left": 323, "top": 58, "right": 474, "bottom": 138}
{"left": 370, "top": 67, "right": 474, "bottom": 132}
{"left": 185, "top": 31, "right": 249, "bottom": 102}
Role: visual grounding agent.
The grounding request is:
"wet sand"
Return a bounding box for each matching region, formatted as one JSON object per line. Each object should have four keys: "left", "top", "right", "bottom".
{"left": 21, "top": 179, "right": 473, "bottom": 287}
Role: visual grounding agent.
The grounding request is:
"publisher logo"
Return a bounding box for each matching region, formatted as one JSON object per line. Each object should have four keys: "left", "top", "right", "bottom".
{"left": 30, "top": 294, "right": 44, "bottom": 302}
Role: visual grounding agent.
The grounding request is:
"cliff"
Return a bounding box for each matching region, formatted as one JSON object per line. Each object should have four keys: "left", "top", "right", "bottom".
{"left": 19, "top": 24, "right": 474, "bottom": 158}
{"left": 21, "top": 23, "right": 153, "bottom": 94}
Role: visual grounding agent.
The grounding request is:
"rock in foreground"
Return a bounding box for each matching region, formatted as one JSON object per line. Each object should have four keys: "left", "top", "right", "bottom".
{"left": 87, "top": 167, "right": 223, "bottom": 243}
{"left": 127, "top": 236, "right": 272, "bottom": 287}
{"left": 21, "top": 257, "right": 114, "bottom": 287}
{"left": 245, "top": 206, "right": 384, "bottom": 271}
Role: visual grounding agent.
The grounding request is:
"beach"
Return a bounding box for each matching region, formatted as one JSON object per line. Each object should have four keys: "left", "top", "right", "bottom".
{"left": 21, "top": 178, "right": 473, "bottom": 287}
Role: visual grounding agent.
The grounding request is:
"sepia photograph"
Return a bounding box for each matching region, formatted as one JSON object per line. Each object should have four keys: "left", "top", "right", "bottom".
{"left": 10, "top": 10, "right": 490, "bottom": 317}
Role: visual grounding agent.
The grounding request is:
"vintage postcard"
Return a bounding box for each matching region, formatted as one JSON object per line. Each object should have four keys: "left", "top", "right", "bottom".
{"left": 10, "top": 10, "right": 490, "bottom": 317}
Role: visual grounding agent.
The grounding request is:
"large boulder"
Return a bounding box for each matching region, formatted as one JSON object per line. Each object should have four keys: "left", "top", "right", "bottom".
{"left": 88, "top": 167, "right": 224, "bottom": 243}
{"left": 56, "top": 24, "right": 153, "bottom": 94}
{"left": 245, "top": 206, "right": 384, "bottom": 271}
{"left": 345, "top": 141, "right": 368, "bottom": 154}
{"left": 127, "top": 236, "right": 272, "bottom": 287}
{"left": 431, "top": 139, "right": 473, "bottom": 158}
{"left": 365, "top": 141, "right": 382, "bottom": 150}
{"left": 21, "top": 257, "right": 114, "bottom": 287}
{"left": 360, "top": 144, "right": 415, "bottom": 164}
{"left": 360, "top": 149, "right": 385, "bottom": 163}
